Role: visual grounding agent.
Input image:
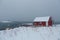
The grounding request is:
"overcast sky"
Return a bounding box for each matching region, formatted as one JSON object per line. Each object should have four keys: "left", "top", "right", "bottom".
{"left": 0, "top": 0, "right": 60, "bottom": 22}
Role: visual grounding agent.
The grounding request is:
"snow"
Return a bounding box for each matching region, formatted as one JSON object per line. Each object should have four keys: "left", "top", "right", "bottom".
{"left": 1, "top": 21, "right": 12, "bottom": 23}
{"left": 0, "top": 25, "right": 60, "bottom": 40}
{"left": 34, "top": 16, "right": 50, "bottom": 22}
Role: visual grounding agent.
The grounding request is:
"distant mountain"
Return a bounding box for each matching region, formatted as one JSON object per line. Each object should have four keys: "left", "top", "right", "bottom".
{"left": 0, "top": 21, "right": 12, "bottom": 23}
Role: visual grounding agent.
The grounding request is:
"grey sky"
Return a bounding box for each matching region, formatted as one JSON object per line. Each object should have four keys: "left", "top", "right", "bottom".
{"left": 0, "top": 0, "right": 60, "bottom": 22}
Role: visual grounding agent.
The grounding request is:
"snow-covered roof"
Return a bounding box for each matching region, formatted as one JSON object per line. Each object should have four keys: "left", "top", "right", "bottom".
{"left": 34, "top": 16, "right": 51, "bottom": 22}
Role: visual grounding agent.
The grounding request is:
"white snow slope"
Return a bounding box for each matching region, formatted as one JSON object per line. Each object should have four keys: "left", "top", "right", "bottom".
{"left": 0, "top": 25, "right": 60, "bottom": 40}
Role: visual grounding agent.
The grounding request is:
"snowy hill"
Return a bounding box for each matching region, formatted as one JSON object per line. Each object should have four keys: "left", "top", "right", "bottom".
{"left": 0, "top": 25, "right": 60, "bottom": 40}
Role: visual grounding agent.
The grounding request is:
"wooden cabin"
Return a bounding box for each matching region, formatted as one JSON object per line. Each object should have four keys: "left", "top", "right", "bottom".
{"left": 33, "top": 16, "right": 53, "bottom": 26}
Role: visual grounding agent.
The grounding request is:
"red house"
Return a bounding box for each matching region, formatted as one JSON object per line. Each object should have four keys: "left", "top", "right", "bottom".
{"left": 33, "top": 16, "right": 53, "bottom": 26}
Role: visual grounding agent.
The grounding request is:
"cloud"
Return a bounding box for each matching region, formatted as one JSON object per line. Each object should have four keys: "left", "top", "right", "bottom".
{"left": 0, "top": 0, "right": 60, "bottom": 22}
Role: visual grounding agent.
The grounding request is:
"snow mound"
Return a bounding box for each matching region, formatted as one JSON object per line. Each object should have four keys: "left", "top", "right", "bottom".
{"left": 0, "top": 25, "right": 60, "bottom": 40}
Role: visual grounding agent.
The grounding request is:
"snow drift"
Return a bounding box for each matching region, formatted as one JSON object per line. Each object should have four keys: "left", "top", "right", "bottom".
{"left": 0, "top": 25, "right": 60, "bottom": 40}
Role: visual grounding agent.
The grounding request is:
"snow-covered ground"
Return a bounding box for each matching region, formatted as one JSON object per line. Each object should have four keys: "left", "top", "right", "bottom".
{"left": 0, "top": 25, "right": 60, "bottom": 40}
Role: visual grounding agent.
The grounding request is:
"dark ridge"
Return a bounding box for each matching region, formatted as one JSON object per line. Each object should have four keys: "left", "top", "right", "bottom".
{"left": 0, "top": 21, "right": 60, "bottom": 30}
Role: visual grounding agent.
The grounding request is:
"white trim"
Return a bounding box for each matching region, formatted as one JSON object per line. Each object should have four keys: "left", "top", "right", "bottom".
{"left": 46, "top": 21, "right": 48, "bottom": 26}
